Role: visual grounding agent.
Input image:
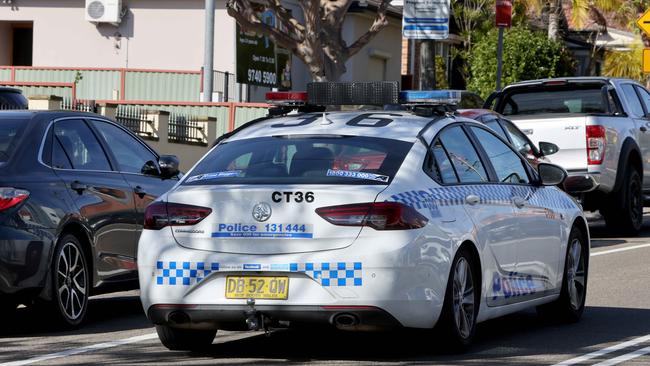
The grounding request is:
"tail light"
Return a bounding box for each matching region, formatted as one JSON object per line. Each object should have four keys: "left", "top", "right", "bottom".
{"left": 144, "top": 202, "right": 212, "bottom": 230}
{"left": 315, "top": 202, "right": 428, "bottom": 230}
{"left": 586, "top": 125, "right": 606, "bottom": 165}
{"left": 0, "top": 188, "right": 29, "bottom": 212}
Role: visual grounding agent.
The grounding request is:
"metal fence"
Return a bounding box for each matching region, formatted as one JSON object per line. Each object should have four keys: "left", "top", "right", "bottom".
{"left": 168, "top": 113, "right": 207, "bottom": 146}
{"left": 0, "top": 104, "right": 25, "bottom": 110}
{"left": 115, "top": 106, "right": 156, "bottom": 140}
{"left": 61, "top": 98, "right": 97, "bottom": 113}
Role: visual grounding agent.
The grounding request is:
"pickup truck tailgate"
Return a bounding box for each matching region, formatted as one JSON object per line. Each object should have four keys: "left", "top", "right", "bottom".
{"left": 509, "top": 115, "right": 587, "bottom": 172}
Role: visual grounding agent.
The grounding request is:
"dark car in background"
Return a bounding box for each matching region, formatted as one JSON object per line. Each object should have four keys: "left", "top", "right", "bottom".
{"left": 0, "top": 110, "right": 180, "bottom": 326}
{"left": 457, "top": 109, "right": 559, "bottom": 168}
{"left": 0, "top": 87, "right": 28, "bottom": 110}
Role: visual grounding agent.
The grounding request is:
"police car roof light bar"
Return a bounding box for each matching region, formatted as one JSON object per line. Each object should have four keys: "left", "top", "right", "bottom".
{"left": 307, "top": 82, "right": 399, "bottom": 106}
{"left": 399, "top": 90, "right": 462, "bottom": 105}
{"left": 265, "top": 91, "right": 308, "bottom": 106}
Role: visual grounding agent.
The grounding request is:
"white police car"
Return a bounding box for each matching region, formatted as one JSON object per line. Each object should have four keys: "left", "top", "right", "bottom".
{"left": 138, "top": 83, "right": 589, "bottom": 351}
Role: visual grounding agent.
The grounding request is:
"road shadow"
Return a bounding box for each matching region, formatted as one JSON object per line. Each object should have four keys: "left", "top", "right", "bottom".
{"left": 0, "top": 291, "right": 150, "bottom": 338}
{"left": 587, "top": 211, "right": 650, "bottom": 245}
{"left": 129, "top": 306, "right": 650, "bottom": 365}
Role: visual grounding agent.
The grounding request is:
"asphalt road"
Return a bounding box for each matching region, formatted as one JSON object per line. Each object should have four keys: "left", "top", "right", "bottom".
{"left": 2, "top": 216, "right": 650, "bottom": 366}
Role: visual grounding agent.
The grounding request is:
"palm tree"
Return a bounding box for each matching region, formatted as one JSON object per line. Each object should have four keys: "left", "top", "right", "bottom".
{"left": 521, "top": 0, "right": 622, "bottom": 40}
{"left": 603, "top": 42, "right": 643, "bottom": 82}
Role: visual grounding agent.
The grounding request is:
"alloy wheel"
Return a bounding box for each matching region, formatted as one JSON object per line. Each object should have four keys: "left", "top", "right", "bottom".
{"left": 452, "top": 257, "right": 475, "bottom": 339}
{"left": 566, "top": 238, "right": 586, "bottom": 310}
{"left": 55, "top": 242, "right": 87, "bottom": 321}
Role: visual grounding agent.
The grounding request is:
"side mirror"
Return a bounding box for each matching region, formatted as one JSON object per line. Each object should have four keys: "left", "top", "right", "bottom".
{"left": 158, "top": 155, "right": 180, "bottom": 179}
{"left": 140, "top": 160, "right": 159, "bottom": 176}
{"left": 539, "top": 141, "right": 559, "bottom": 156}
{"left": 537, "top": 163, "right": 567, "bottom": 186}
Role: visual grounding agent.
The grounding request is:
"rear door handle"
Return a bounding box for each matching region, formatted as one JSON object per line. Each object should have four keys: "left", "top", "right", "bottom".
{"left": 513, "top": 196, "right": 526, "bottom": 208}
{"left": 70, "top": 181, "right": 87, "bottom": 194}
{"left": 134, "top": 186, "right": 147, "bottom": 198}
{"left": 465, "top": 195, "right": 480, "bottom": 206}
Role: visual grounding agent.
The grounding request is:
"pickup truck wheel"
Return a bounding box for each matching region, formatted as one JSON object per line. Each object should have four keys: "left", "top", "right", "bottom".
{"left": 602, "top": 169, "right": 643, "bottom": 235}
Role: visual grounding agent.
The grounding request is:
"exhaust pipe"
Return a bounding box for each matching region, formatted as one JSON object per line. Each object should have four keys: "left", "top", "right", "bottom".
{"left": 168, "top": 311, "right": 190, "bottom": 325}
{"left": 333, "top": 313, "right": 359, "bottom": 328}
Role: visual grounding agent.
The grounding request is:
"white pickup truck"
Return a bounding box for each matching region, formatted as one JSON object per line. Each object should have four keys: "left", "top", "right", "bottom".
{"left": 489, "top": 77, "right": 650, "bottom": 235}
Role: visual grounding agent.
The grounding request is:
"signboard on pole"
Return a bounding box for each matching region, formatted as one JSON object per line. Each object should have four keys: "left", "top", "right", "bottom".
{"left": 236, "top": 6, "right": 291, "bottom": 88}
{"left": 495, "top": 0, "right": 512, "bottom": 28}
{"left": 637, "top": 10, "right": 650, "bottom": 75}
{"left": 402, "top": 0, "right": 450, "bottom": 39}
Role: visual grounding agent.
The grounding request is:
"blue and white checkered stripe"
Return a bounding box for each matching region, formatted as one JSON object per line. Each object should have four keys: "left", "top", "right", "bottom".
{"left": 156, "top": 261, "right": 219, "bottom": 286}
{"left": 391, "top": 185, "right": 575, "bottom": 210}
{"left": 290, "top": 262, "right": 362, "bottom": 287}
{"left": 155, "top": 261, "right": 363, "bottom": 287}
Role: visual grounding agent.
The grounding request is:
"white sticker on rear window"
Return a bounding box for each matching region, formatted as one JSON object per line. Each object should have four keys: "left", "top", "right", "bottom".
{"left": 326, "top": 169, "right": 389, "bottom": 182}
{"left": 186, "top": 170, "right": 244, "bottom": 182}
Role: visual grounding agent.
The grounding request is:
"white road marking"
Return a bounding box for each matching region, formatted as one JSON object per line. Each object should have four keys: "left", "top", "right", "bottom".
{"left": 551, "top": 334, "right": 650, "bottom": 366}
{"left": 0, "top": 333, "right": 158, "bottom": 366}
{"left": 593, "top": 346, "right": 650, "bottom": 366}
{"left": 591, "top": 243, "right": 650, "bottom": 257}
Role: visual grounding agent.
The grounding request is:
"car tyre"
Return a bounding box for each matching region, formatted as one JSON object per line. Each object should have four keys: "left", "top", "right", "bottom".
{"left": 602, "top": 168, "right": 643, "bottom": 236}
{"left": 435, "top": 246, "right": 479, "bottom": 352}
{"left": 537, "top": 226, "right": 588, "bottom": 322}
{"left": 155, "top": 325, "right": 216, "bottom": 351}
{"left": 50, "top": 234, "right": 90, "bottom": 327}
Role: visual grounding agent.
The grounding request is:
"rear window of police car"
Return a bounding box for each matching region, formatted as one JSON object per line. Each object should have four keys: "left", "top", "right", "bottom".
{"left": 184, "top": 135, "right": 412, "bottom": 185}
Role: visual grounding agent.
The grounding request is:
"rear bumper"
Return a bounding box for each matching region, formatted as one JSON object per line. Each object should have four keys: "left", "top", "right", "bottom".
{"left": 0, "top": 225, "right": 56, "bottom": 297}
{"left": 147, "top": 304, "right": 401, "bottom": 331}
{"left": 564, "top": 173, "right": 598, "bottom": 194}
{"left": 138, "top": 229, "right": 451, "bottom": 330}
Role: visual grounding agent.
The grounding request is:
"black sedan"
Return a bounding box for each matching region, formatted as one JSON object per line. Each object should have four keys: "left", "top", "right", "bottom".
{"left": 0, "top": 110, "right": 180, "bottom": 326}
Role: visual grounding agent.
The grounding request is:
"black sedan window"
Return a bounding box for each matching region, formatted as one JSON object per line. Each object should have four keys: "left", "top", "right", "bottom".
{"left": 53, "top": 119, "right": 112, "bottom": 171}
{"left": 90, "top": 120, "right": 158, "bottom": 174}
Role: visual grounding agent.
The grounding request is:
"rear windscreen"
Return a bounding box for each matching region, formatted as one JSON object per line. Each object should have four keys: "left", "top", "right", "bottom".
{"left": 501, "top": 85, "right": 608, "bottom": 116}
{"left": 184, "top": 135, "right": 413, "bottom": 185}
{"left": 0, "top": 119, "right": 27, "bottom": 163}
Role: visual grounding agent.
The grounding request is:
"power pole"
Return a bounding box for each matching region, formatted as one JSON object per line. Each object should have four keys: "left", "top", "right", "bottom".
{"left": 419, "top": 40, "right": 436, "bottom": 90}
{"left": 496, "top": 27, "right": 504, "bottom": 91}
{"left": 203, "top": 0, "right": 215, "bottom": 102}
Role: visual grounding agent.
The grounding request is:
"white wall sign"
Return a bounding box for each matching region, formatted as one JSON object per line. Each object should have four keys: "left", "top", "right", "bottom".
{"left": 402, "top": 0, "right": 450, "bottom": 39}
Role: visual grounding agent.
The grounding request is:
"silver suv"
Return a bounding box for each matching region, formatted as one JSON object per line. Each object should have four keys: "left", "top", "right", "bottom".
{"left": 490, "top": 77, "right": 649, "bottom": 235}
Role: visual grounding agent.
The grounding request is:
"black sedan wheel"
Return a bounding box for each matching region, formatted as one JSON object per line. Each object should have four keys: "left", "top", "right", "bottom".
{"left": 52, "top": 234, "right": 89, "bottom": 327}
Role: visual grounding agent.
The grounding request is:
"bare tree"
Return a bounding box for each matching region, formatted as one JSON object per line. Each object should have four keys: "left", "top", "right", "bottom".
{"left": 227, "top": 0, "right": 392, "bottom": 81}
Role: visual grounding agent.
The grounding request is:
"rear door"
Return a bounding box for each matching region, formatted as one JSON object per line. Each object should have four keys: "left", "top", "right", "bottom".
{"left": 50, "top": 118, "right": 138, "bottom": 281}
{"left": 168, "top": 134, "right": 412, "bottom": 255}
{"left": 430, "top": 125, "right": 519, "bottom": 296}
{"left": 468, "top": 125, "right": 561, "bottom": 300}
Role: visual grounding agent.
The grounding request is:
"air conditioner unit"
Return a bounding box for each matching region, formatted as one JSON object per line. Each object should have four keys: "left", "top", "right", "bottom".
{"left": 85, "top": 0, "right": 122, "bottom": 24}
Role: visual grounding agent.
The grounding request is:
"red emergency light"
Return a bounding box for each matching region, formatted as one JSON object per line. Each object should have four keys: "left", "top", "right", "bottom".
{"left": 265, "top": 91, "right": 308, "bottom": 106}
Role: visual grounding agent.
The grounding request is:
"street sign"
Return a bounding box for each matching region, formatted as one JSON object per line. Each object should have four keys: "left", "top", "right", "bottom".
{"left": 402, "top": 0, "right": 450, "bottom": 39}
{"left": 236, "top": 6, "right": 292, "bottom": 88}
{"left": 496, "top": 0, "right": 512, "bottom": 28}
{"left": 637, "top": 9, "right": 650, "bottom": 37}
{"left": 644, "top": 49, "right": 650, "bottom": 74}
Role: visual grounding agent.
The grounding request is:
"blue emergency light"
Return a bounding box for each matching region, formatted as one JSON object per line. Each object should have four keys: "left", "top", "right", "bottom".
{"left": 399, "top": 90, "right": 462, "bottom": 105}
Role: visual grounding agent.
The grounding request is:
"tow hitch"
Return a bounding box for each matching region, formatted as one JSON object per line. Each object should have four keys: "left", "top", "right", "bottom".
{"left": 245, "top": 298, "right": 271, "bottom": 334}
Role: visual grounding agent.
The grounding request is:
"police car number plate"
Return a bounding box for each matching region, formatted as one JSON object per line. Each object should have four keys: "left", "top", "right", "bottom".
{"left": 225, "top": 276, "right": 289, "bottom": 300}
